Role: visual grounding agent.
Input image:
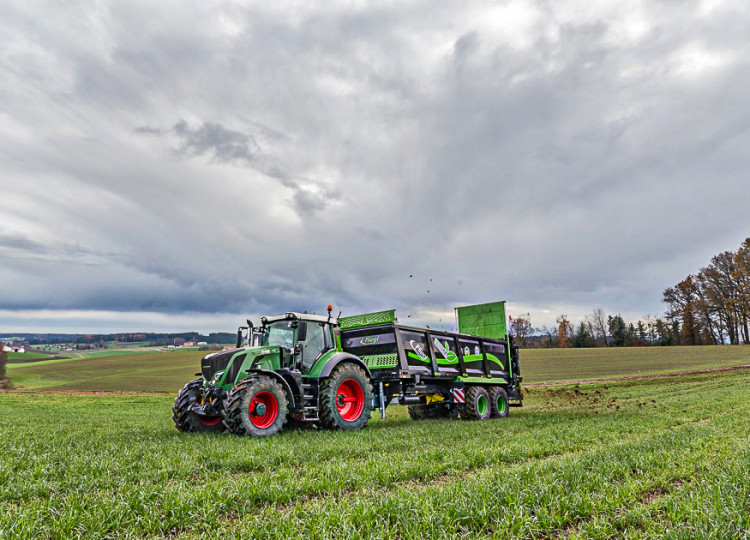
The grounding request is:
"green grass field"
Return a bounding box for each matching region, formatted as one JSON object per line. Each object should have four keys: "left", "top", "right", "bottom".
{"left": 6, "top": 350, "right": 205, "bottom": 392}
{"left": 7, "top": 351, "right": 52, "bottom": 360}
{"left": 1, "top": 369, "right": 748, "bottom": 538}
{"left": 7, "top": 345, "right": 750, "bottom": 393}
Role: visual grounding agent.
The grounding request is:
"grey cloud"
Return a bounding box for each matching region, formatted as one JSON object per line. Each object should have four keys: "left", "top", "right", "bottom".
{"left": 134, "top": 126, "right": 164, "bottom": 135}
{"left": 0, "top": 232, "right": 45, "bottom": 252}
{"left": 172, "top": 120, "right": 260, "bottom": 165}
{"left": 168, "top": 119, "right": 338, "bottom": 215}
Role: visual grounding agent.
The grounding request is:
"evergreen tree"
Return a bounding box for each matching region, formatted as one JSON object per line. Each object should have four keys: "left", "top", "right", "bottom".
{"left": 572, "top": 322, "right": 596, "bottom": 348}
{"left": 607, "top": 315, "right": 627, "bottom": 347}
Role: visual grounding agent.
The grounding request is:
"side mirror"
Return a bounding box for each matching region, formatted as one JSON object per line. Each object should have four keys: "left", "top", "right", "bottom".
{"left": 297, "top": 321, "right": 308, "bottom": 342}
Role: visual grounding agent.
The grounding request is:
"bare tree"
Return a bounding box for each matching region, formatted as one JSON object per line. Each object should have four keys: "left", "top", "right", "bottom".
{"left": 733, "top": 238, "right": 750, "bottom": 343}
{"left": 587, "top": 308, "right": 609, "bottom": 346}
{"left": 509, "top": 313, "right": 533, "bottom": 348}
{"left": 0, "top": 343, "right": 7, "bottom": 386}
{"left": 556, "top": 314, "right": 573, "bottom": 348}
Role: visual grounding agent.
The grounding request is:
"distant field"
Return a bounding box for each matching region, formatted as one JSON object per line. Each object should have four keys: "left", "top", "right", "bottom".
{"left": 521, "top": 345, "right": 750, "bottom": 383}
{"left": 6, "top": 350, "right": 204, "bottom": 393}
{"left": 7, "top": 344, "right": 750, "bottom": 393}
{"left": 60, "top": 348, "right": 165, "bottom": 359}
{"left": 7, "top": 352, "right": 51, "bottom": 360}
{"left": 1, "top": 370, "right": 748, "bottom": 537}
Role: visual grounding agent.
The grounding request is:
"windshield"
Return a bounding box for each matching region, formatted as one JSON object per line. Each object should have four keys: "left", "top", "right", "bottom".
{"left": 262, "top": 321, "right": 295, "bottom": 348}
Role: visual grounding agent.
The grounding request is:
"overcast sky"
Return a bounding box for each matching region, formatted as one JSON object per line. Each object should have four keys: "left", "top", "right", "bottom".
{"left": 2, "top": 0, "right": 750, "bottom": 334}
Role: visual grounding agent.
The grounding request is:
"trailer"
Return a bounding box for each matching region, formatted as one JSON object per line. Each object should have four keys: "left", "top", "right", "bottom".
{"left": 339, "top": 306, "right": 522, "bottom": 421}
{"left": 172, "top": 302, "right": 522, "bottom": 437}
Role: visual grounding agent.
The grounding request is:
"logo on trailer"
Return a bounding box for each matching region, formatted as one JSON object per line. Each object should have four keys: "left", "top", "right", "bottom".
{"left": 409, "top": 340, "right": 429, "bottom": 361}
{"left": 452, "top": 388, "right": 465, "bottom": 403}
{"left": 433, "top": 338, "right": 448, "bottom": 359}
{"left": 359, "top": 336, "right": 380, "bottom": 345}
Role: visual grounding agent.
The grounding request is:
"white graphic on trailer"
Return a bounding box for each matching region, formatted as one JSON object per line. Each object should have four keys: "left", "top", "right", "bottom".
{"left": 433, "top": 338, "right": 448, "bottom": 359}
{"left": 409, "top": 340, "right": 429, "bottom": 361}
{"left": 452, "top": 388, "right": 466, "bottom": 403}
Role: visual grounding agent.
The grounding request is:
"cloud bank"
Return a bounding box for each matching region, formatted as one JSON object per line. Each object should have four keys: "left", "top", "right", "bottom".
{"left": 2, "top": 0, "right": 749, "bottom": 332}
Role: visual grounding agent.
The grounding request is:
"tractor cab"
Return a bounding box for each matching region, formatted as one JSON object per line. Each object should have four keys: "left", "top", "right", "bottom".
{"left": 236, "top": 310, "right": 339, "bottom": 374}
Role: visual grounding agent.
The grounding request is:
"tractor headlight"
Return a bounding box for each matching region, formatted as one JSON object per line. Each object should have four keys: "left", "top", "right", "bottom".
{"left": 209, "top": 371, "right": 223, "bottom": 385}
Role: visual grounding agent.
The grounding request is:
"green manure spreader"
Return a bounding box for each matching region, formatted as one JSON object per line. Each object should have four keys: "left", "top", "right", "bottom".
{"left": 173, "top": 302, "right": 522, "bottom": 437}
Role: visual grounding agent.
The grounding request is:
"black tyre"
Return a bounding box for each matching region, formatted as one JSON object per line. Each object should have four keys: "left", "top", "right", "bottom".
{"left": 490, "top": 386, "right": 509, "bottom": 418}
{"left": 459, "top": 386, "right": 492, "bottom": 421}
{"left": 408, "top": 404, "right": 438, "bottom": 420}
{"left": 440, "top": 403, "right": 460, "bottom": 419}
{"left": 172, "top": 378, "right": 226, "bottom": 433}
{"left": 319, "top": 363, "right": 373, "bottom": 430}
{"left": 223, "top": 376, "right": 289, "bottom": 437}
{"left": 286, "top": 414, "right": 315, "bottom": 431}
{"left": 408, "top": 402, "right": 459, "bottom": 420}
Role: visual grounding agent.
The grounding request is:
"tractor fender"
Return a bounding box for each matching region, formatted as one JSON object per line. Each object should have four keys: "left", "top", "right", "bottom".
{"left": 242, "top": 369, "right": 297, "bottom": 409}
{"left": 318, "top": 353, "right": 372, "bottom": 380}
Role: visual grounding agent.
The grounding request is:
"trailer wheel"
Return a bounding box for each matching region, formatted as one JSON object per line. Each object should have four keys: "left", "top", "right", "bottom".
{"left": 490, "top": 386, "right": 509, "bottom": 418}
{"left": 223, "top": 376, "right": 288, "bottom": 437}
{"left": 459, "top": 386, "right": 492, "bottom": 421}
{"left": 319, "top": 363, "right": 373, "bottom": 430}
{"left": 172, "top": 378, "right": 226, "bottom": 433}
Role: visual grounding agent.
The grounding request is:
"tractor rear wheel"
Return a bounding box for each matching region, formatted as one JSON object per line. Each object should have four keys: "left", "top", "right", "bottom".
{"left": 172, "top": 379, "right": 226, "bottom": 433}
{"left": 223, "top": 376, "right": 288, "bottom": 437}
{"left": 490, "top": 386, "right": 509, "bottom": 418}
{"left": 459, "top": 386, "right": 492, "bottom": 421}
{"left": 319, "top": 364, "right": 373, "bottom": 430}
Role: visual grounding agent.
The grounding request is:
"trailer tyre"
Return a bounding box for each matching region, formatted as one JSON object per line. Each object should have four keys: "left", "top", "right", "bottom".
{"left": 319, "top": 363, "right": 373, "bottom": 430}
{"left": 490, "top": 386, "right": 509, "bottom": 418}
{"left": 172, "top": 378, "right": 226, "bottom": 433}
{"left": 459, "top": 386, "right": 492, "bottom": 421}
{"left": 223, "top": 376, "right": 288, "bottom": 437}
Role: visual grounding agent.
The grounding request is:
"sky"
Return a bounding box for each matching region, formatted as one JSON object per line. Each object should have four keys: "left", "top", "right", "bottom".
{"left": 2, "top": 0, "right": 750, "bottom": 334}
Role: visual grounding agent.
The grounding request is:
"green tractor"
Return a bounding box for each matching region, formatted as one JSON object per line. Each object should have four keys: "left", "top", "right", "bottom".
{"left": 172, "top": 308, "right": 373, "bottom": 437}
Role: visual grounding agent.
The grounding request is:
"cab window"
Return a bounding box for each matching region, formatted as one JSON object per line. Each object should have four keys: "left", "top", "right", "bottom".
{"left": 299, "top": 322, "right": 326, "bottom": 369}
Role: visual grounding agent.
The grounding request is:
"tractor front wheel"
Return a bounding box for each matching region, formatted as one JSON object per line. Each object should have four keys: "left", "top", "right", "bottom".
{"left": 223, "top": 376, "right": 289, "bottom": 437}
{"left": 319, "top": 364, "right": 373, "bottom": 430}
{"left": 172, "top": 379, "right": 226, "bottom": 433}
{"left": 459, "top": 386, "right": 492, "bottom": 421}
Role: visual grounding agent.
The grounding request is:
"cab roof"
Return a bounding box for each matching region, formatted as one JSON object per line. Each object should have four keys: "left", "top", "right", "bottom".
{"left": 261, "top": 312, "right": 336, "bottom": 325}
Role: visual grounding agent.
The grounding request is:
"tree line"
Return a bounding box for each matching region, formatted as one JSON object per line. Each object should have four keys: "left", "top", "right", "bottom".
{"left": 662, "top": 237, "right": 750, "bottom": 345}
{"left": 509, "top": 310, "right": 678, "bottom": 349}
{"left": 509, "top": 236, "right": 750, "bottom": 348}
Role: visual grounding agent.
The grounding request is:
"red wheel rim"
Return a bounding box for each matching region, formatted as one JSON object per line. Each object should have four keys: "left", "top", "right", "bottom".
{"left": 249, "top": 391, "right": 278, "bottom": 429}
{"left": 336, "top": 378, "right": 364, "bottom": 422}
{"left": 197, "top": 415, "right": 222, "bottom": 426}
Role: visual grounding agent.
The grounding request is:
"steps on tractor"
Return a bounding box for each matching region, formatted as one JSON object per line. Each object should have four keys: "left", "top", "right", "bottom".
{"left": 301, "top": 382, "right": 319, "bottom": 421}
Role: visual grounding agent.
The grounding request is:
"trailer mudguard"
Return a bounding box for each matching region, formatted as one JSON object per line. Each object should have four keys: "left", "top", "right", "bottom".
{"left": 243, "top": 368, "right": 298, "bottom": 409}
{"left": 317, "top": 352, "right": 373, "bottom": 379}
